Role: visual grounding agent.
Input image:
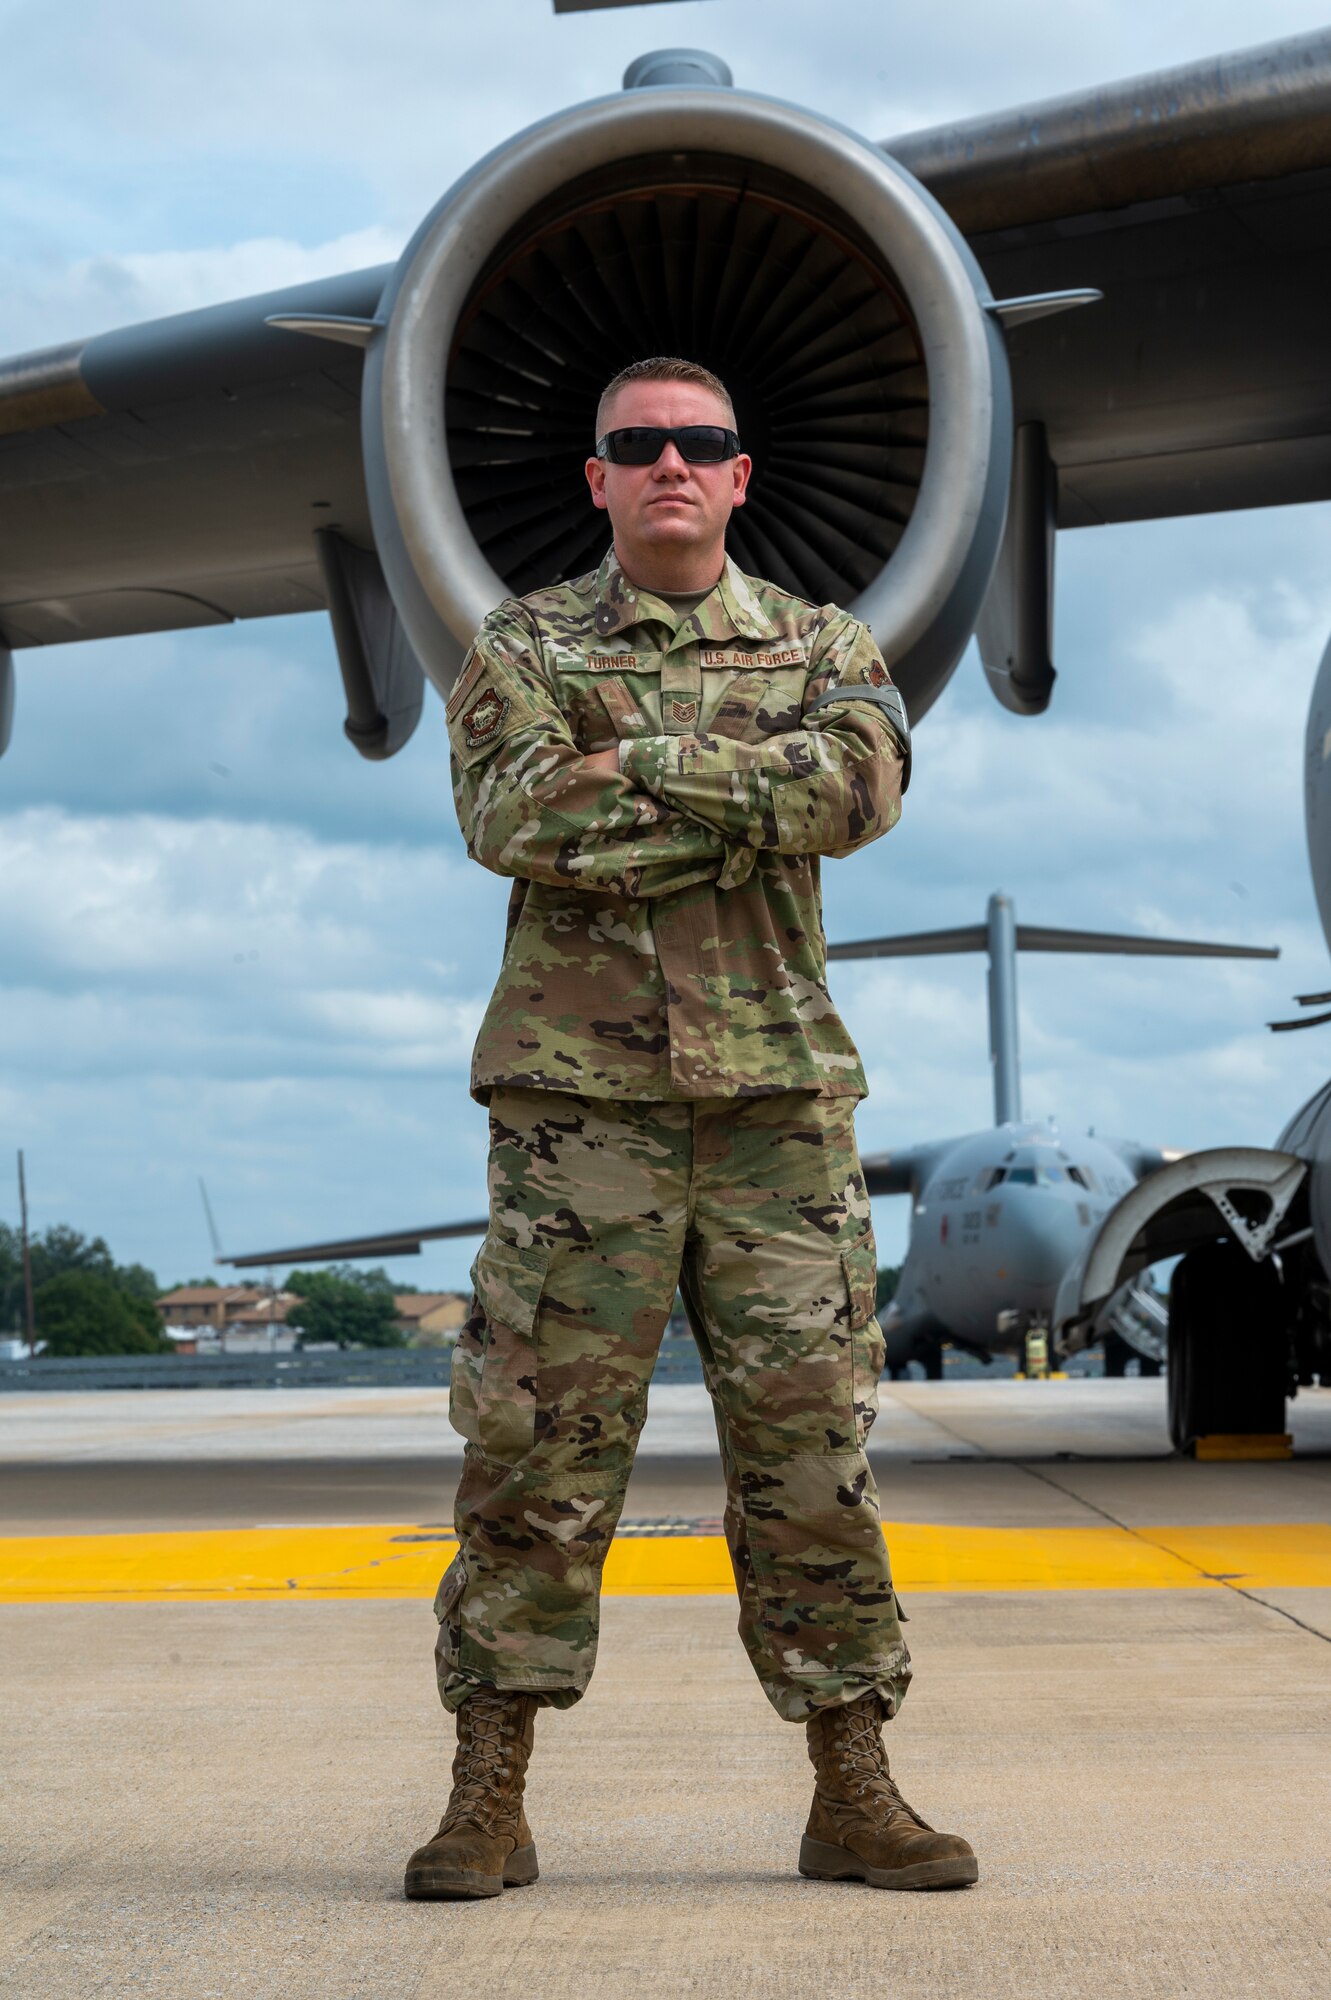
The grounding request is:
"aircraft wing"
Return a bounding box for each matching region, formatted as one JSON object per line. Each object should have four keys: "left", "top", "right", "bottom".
{"left": 886, "top": 27, "right": 1331, "bottom": 531}
{"left": 860, "top": 1143, "right": 951, "bottom": 1199}
{"left": 2, "top": 26, "right": 1329, "bottom": 749}
{"left": 221, "top": 1215, "right": 488, "bottom": 1270}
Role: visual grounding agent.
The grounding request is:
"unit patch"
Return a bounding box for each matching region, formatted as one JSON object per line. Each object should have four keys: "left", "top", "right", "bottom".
{"left": 868, "top": 660, "right": 890, "bottom": 687}
{"left": 460, "top": 686, "right": 511, "bottom": 749}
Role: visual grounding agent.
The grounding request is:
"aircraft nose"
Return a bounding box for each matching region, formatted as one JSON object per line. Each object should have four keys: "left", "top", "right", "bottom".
{"left": 999, "top": 1188, "right": 1087, "bottom": 1291}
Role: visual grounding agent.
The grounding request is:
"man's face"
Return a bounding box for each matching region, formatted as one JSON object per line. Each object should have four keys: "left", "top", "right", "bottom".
{"left": 585, "top": 380, "right": 751, "bottom": 578}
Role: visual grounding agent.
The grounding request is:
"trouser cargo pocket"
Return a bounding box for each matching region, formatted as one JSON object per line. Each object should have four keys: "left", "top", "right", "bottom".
{"left": 842, "top": 1236, "right": 886, "bottom": 1445}
{"left": 449, "top": 1236, "right": 548, "bottom": 1464}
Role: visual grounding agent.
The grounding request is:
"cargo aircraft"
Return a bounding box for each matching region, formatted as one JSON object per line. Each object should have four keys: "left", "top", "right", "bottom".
{"left": 4, "top": 12, "right": 1331, "bottom": 1445}
{"left": 829, "top": 896, "right": 1276, "bottom": 1384}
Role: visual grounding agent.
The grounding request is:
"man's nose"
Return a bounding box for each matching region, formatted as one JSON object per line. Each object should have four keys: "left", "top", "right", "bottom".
{"left": 653, "top": 443, "right": 690, "bottom": 478}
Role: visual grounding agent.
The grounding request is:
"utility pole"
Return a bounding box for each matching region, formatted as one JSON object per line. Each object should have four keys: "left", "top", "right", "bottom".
{"left": 17, "top": 1150, "right": 36, "bottom": 1358}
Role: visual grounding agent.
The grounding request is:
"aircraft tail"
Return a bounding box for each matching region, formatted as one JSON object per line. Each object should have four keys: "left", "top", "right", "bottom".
{"left": 828, "top": 894, "right": 1277, "bottom": 1126}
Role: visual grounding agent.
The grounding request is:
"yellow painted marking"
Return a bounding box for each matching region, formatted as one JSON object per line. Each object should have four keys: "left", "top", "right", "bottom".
{"left": 1, "top": 1522, "right": 1328, "bottom": 1604}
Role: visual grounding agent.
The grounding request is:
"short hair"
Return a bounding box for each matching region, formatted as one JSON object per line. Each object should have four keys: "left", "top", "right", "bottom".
{"left": 596, "top": 357, "right": 736, "bottom": 438}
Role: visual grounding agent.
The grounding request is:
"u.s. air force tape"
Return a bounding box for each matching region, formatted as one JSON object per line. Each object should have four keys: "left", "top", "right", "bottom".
{"left": 805, "top": 680, "right": 912, "bottom": 791}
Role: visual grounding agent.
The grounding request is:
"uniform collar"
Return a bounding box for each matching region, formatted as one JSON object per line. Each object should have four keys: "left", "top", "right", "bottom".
{"left": 591, "top": 547, "right": 778, "bottom": 644}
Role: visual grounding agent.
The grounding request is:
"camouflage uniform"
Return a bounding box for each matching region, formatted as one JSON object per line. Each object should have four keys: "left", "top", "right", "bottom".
{"left": 440, "top": 549, "right": 911, "bottom": 1722}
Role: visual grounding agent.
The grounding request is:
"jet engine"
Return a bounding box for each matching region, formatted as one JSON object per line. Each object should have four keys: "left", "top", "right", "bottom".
{"left": 354, "top": 63, "right": 1014, "bottom": 719}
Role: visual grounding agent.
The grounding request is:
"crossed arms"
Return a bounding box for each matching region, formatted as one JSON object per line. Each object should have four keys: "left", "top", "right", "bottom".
{"left": 446, "top": 602, "right": 907, "bottom": 900}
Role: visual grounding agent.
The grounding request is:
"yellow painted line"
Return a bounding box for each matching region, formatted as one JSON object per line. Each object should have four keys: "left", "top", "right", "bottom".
{"left": 1, "top": 1522, "right": 1328, "bottom": 1603}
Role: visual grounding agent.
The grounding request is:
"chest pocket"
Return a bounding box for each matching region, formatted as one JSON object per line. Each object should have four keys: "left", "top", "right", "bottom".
{"left": 703, "top": 669, "right": 806, "bottom": 741}
{"left": 590, "top": 674, "right": 657, "bottom": 743}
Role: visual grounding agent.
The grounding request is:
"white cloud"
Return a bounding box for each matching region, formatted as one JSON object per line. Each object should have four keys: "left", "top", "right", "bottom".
{"left": 0, "top": 226, "right": 403, "bottom": 354}
{"left": 0, "top": 807, "right": 493, "bottom": 988}
{"left": 302, "top": 989, "right": 485, "bottom": 1071}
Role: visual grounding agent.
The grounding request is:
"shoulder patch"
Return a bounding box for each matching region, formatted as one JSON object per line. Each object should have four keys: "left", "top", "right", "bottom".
{"left": 459, "top": 686, "right": 511, "bottom": 749}
{"left": 867, "top": 660, "right": 890, "bottom": 687}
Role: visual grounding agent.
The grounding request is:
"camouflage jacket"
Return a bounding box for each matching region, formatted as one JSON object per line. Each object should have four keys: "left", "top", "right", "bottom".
{"left": 446, "top": 549, "right": 908, "bottom": 1103}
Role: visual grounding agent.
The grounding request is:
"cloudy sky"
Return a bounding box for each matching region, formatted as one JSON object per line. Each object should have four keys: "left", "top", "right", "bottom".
{"left": 2, "top": 0, "right": 1330, "bottom": 1292}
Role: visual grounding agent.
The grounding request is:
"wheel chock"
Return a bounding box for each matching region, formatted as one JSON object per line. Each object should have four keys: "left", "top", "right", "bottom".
{"left": 1194, "top": 1434, "right": 1293, "bottom": 1461}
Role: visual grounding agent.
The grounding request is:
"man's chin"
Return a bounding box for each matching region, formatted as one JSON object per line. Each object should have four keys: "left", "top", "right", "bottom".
{"left": 637, "top": 513, "right": 708, "bottom": 545}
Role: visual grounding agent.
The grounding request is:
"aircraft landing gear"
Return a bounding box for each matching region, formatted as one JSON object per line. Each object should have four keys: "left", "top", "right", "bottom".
{"left": 1103, "top": 1329, "right": 1130, "bottom": 1377}
{"left": 1103, "top": 1330, "right": 1163, "bottom": 1378}
{"left": 920, "top": 1338, "right": 944, "bottom": 1381}
{"left": 1167, "top": 1243, "right": 1288, "bottom": 1452}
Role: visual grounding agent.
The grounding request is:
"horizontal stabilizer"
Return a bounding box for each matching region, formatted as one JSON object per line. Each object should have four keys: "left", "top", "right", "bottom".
{"left": 1014, "top": 925, "right": 1277, "bottom": 958}
{"left": 830, "top": 923, "right": 1277, "bottom": 961}
{"left": 222, "top": 1217, "right": 488, "bottom": 1268}
{"left": 828, "top": 925, "right": 986, "bottom": 961}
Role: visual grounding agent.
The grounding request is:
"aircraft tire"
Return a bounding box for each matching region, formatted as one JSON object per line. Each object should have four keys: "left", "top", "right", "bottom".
{"left": 1167, "top": 1244, "right": 1287, "bottom": 1451}
{"left": 921, "top": 1340, "right": 945, "bottom": 1381}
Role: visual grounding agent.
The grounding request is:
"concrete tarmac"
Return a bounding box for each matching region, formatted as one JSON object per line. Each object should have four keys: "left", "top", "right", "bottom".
{"left": 2, "top": 1380, "right": 1329, "bottom": 1998}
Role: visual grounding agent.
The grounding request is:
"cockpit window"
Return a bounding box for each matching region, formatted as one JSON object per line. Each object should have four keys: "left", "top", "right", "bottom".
{"left": 976, "top": 1167, "right": 1007, "bottom": 1192}
{"left": 1007, "top": 1165, "right": 1065, "bottom": 1187}
{"left": 1066, "top": 1166, "right": 1087, "bottom": 1189}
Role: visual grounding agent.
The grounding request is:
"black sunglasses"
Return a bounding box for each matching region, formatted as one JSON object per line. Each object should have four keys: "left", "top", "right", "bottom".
{"left": 596, "top": 425, "right": 742, "bottom": 466}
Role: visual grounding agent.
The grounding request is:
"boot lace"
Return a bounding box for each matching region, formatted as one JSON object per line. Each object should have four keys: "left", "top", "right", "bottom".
{"left": 440, "top": 1694, "right": 521, "bottom": 1836}
{"left": 829, "top": 1703, "right": 930, "bottom": 1829}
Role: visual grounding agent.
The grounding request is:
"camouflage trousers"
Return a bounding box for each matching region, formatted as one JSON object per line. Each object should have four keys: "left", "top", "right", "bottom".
{"left": 435, "top": 1087, "right": 911, "bottom": 1724}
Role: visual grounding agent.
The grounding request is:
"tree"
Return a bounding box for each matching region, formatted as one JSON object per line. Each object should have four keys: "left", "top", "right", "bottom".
{"left": 35, "top": 1272, "right": 170, "bottom": 1357}
{"left": 0, "top": 1224, "right": 23, "bottom": 1334}
{"left": 285, "top": 1265, "right": 405, "bottom": 1349}
{"left": 2, "top": 1220, "right": 163, "bottom": 1331}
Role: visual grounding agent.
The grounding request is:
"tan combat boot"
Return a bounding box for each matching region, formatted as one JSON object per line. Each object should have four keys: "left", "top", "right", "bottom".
{"left": 800, "top": 1693, "right": 978, "bottom": 1891}
{"left": 404, "top": 1689, "right": 540, "bottom": 1900}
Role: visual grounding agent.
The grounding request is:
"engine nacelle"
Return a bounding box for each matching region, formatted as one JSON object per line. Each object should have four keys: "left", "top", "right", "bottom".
{"left": 358, "top": 78, "right": 1014, "bottom": 717}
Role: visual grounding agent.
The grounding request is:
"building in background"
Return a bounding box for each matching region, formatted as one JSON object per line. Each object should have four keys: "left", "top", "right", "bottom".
{"left": 157, "top": 1284, "right": 297, "bottom": 1354}
{"left": 394, "top": 1293, "right": 467, "bottom": 1347}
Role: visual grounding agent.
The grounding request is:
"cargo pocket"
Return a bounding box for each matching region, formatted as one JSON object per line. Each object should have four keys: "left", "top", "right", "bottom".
{"left": 448, "top": 1235, "right": 548, "bottom": 1465}
{"left": 433, "top": 1550, "right": 467, "bottom": 1624}
{"left": 842, "top": 1237, "right": 885, "bottom": 1445}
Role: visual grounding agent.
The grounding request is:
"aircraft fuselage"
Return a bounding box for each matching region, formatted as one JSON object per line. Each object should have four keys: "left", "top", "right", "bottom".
{"left": 883, "top": 1123, "right": 1138, "bottom": 1363}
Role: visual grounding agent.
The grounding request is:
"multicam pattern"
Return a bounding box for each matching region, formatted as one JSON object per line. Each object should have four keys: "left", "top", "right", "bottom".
{"left": 446, "top": 549, "right": 908, "bottom": 1103}
{"left": 434, "top": 1088, "right": 912, "bottom": 1724}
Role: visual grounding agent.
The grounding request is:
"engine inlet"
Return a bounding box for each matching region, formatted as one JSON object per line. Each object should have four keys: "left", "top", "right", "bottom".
{"left": 447, "top": 163, "right": 927, "bottom": 604}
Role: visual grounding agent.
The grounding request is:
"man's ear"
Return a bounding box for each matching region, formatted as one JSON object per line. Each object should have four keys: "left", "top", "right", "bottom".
{"left": 730, "top": 452, "right": 752, "bottom": 510}
{"left": 586, "top": 457, "right": 609, "bottom": 511}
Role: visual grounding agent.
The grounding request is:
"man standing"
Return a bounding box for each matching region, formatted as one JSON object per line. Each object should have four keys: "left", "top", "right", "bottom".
{"left": 405, "top": 358, "right": 976, "bottom": 1899}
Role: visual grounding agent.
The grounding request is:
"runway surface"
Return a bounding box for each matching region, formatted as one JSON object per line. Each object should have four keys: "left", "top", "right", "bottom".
{"left": 2, "top": 1378, "right": 1328, "bottom": 1998}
